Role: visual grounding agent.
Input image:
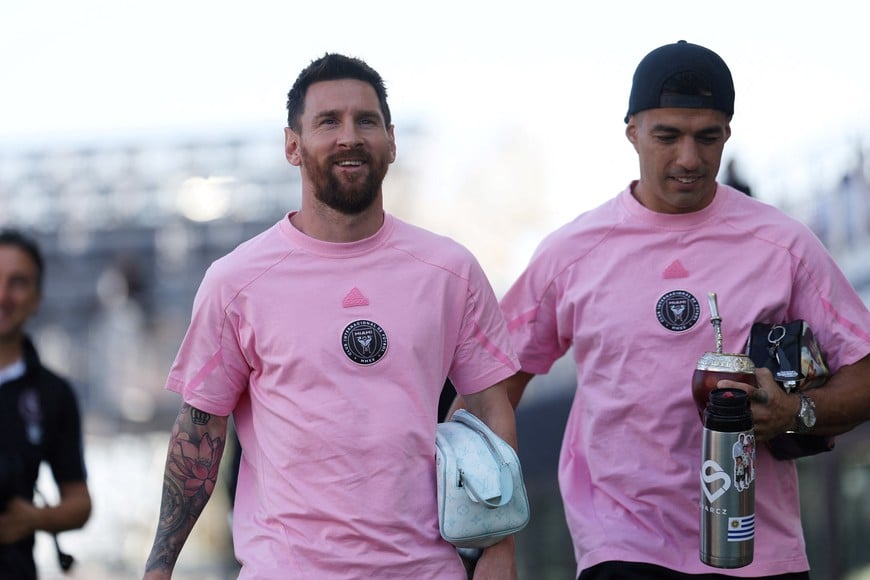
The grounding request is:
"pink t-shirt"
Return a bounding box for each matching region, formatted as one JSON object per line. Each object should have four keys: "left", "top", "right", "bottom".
{"left": 500, "top": 184, "right": 870, "bottom": 577}
{"left": 167, "top": 212, "right": 519, "bottom": 579}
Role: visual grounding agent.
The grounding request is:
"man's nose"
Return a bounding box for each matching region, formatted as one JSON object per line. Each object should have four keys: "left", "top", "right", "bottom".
{"left": 675, "top": 139, "right": 702, "bottom": 170}
{"left": 336, "top": 122, "right": 363, "bottom": 147}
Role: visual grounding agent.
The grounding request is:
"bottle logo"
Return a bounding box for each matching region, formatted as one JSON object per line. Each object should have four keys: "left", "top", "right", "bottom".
{"left": 701, "top": 459, "right": 732, "bottom": 502}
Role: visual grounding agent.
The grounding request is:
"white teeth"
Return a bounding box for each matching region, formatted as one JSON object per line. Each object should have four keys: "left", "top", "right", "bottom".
{"left": 675, "top": 176, "right": 698, "bottom": 184}
{"left": 337, "top": 160, "right": 363, "bottom": 166}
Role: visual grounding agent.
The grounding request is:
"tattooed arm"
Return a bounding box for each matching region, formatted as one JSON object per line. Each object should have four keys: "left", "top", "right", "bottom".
{"left": 143, "top": 403, "right": 228, "bottom": 580}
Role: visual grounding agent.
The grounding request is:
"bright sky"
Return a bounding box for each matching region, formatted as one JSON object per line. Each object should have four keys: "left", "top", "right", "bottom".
{"left": 2, "top": 0, "right": 869, "bottom": 286}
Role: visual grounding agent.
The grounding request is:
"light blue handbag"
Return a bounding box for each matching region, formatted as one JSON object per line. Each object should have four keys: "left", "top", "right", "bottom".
{"left": 435, "top": 409, "right": 530, "bottom": 548}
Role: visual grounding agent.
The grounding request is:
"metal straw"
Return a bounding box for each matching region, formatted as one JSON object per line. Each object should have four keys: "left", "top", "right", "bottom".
{"left": 707, "top": 292, "right": 723, "bottom": 354}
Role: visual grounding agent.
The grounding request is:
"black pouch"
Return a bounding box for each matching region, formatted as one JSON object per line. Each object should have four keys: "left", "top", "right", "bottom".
{"left": 746, "top": 321, "right": 835, "bottom": 460}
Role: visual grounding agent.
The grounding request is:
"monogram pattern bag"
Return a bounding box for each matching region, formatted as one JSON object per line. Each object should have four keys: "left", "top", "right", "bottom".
{"left": 435, "top": 409, "right": 530, "bottom": 548}
{"left": 746, "top": 320, "right": 835, "bottom": 460}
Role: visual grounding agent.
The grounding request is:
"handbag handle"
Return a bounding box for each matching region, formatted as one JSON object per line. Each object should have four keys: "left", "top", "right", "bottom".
{"left": 452, "top": 410, "right": 514, "bottom": 507}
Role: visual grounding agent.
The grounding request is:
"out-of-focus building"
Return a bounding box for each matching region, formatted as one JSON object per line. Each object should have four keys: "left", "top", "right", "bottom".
{"left": 0, "top": 132, "right": 308, "bottom": 428}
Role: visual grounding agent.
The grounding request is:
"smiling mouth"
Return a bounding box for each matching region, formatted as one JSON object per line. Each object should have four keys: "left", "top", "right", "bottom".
{"left": 673, "top": 175, "right": 701, "bottom": 184}
{"left": 336, "top": 160, "right": 364, "bottom": 167}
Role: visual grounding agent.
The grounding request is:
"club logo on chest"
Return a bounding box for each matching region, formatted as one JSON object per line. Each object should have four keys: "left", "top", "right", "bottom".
{"left": 656, "top": 290, "right": 701, "bottom": 332}
{"left": 341, "top": 320, "right": 388, "bottom": 365}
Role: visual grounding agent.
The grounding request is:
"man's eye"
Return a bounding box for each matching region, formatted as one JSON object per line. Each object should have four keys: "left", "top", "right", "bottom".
{"left": 9, "top": 278, "right": 31, "bottom": 290}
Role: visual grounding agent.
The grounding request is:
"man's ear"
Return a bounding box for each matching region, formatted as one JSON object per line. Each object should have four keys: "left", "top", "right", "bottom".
{"left": 625, "top": 118, "right": 637, "bottom": 143}
{"left": 284, "top": 127, "right": 302, "bottom": 167}
{"left": 387, "top": 125, "right": 397, "bottom": 164}
{"left": 625, "top": 117, "right": 639, "bottom": 151}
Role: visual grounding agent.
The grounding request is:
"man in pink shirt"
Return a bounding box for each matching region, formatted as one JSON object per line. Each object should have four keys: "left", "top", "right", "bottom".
{"left": 499, "top": 41, "right": 870, "bottom": 579}
{"left": 143, "top": 54, "right": 520, "bottom": 580}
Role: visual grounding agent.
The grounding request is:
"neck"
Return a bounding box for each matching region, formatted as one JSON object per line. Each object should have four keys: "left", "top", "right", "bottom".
{"left": 291, "top": 202, "right": 385, "bottom": 243}
{"left": 0, "top": 334, "right": 25, "bottom": 368}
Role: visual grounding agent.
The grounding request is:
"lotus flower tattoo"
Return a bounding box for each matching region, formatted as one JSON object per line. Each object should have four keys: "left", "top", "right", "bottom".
{"left": 169, "top": 431, "right": 224, "bottom": 497}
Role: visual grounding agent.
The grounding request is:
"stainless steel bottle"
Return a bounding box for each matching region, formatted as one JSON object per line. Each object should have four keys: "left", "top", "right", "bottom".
{"left": 700, "top": 387, "right": 755, "bottom": 568}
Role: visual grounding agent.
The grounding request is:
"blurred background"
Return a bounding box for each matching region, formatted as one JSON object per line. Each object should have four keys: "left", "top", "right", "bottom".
{"left": 2, "top": 0, "right": 870, "bottom": 578}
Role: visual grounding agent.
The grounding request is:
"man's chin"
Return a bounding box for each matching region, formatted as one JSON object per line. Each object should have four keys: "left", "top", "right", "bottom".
{"left": 329, "top": 200, "right": 377, "bottom": 216}
{"left": 317, "top": 191, "right": 378, "bottom": 215}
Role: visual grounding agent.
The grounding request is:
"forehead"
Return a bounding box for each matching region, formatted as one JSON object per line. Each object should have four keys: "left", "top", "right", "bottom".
{"left": 639, "top": 107, "right": 730, "bottom": 131}
{"left": 302, "top": 79, "right": 383, "bottom": 118}
{"left": 0, "top": 246, "right": 38, "bottom": 278}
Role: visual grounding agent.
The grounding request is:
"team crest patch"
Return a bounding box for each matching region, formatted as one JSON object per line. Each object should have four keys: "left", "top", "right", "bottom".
{"left": 656, "top": 290, "right": 701, "bottom": 332}
{"left": 341, "top": 320, "right": 388, "bottom": 365}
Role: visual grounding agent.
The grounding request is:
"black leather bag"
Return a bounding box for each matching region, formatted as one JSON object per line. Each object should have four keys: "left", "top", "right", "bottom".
{"left": 746, "top": 321, "right": 835, "bottom": 460}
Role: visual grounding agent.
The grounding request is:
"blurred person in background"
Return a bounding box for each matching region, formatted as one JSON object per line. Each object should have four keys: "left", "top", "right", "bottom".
{"left": 0, "top": 229, "right": 92, "bottom": 579}
{"left": 723, "top": 157, "right": 753, "bottom": 196}
{"left": 143, "top": 53, "right": 520, "bottom": 580}
{"left": 493, "top": 40, "right": 870, "bottom": 579}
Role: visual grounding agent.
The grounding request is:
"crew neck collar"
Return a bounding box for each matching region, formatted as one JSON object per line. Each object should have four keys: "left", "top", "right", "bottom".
{"left": 620, "top": 181, "right": 727, "bottom": 229}
{"left": 279, "top": 211, "right": 395, "bottom": 257}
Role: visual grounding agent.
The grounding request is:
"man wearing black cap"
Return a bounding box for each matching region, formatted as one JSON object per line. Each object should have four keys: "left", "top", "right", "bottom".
{"left": 495, "top": 41, "right": 870, "bottom": 578}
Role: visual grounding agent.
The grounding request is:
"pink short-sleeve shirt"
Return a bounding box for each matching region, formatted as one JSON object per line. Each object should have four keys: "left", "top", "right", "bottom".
{"left": 167, "top": 213, "right": 519, "bottom": 579}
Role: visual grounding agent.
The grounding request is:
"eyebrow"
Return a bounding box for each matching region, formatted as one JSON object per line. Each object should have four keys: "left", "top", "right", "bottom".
{"left": 313, "top": 109, "right": 383, "bottom": 121}
{"left": 651, "top": 123, "right": 725, "bottom": 137}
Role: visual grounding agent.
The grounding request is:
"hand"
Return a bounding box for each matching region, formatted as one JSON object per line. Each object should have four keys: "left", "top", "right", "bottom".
{"left": 717, "top": 367, "right": 799, "bottom": 441}
{"left": 472, "top": 537, "right": 517, "bottom": 580}
{"left": 0, "top": 497, "right": 38, "bottom": 544}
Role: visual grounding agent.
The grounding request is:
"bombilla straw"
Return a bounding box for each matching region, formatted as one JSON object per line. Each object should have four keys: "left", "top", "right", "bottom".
{"left": 707, "top": 292, "right": 723, "bottom": 354}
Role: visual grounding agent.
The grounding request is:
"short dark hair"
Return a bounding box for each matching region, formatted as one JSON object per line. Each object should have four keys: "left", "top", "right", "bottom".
{"left": 0, "top": 229, "right": 44, "bottom": 291}
{"left": 286, "top": 53, "right": 391, "bottom": 132}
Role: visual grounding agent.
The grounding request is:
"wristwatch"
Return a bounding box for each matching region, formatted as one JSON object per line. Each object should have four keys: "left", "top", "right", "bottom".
{"left": 794, "top": 393, "right": 817, "bottom": 433}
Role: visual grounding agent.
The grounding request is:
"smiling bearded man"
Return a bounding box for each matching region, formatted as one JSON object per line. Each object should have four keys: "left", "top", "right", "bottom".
{"left": 300, "top": 141, "right": 389, "bottom": 215}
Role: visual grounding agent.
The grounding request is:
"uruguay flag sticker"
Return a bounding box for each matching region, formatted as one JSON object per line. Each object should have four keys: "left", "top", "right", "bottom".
{"left": 727, "top": 514, "right": 755, "bottom": 542}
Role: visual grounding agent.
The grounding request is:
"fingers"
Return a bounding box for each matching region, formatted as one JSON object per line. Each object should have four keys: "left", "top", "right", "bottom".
{"left": 715, "top": 379, "right": 769, "bottom": 404}
{"left": 748, "top": 388, "right": 769, "bottom": 404}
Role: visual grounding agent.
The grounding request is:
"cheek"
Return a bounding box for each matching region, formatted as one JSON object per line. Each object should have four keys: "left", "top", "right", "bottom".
{"left": 706, "top": 146, "right": 726, "bottom": 168}
{"left": 26, "top": 296, "right": 41, "bottom": 314}
{"left": 639, "top": 149, "right": 662, "bottom": 174}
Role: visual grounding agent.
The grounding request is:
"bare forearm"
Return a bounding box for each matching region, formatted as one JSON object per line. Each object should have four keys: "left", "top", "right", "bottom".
{"left": 810, "top": 354, "right": 870, "bottom": 436}
{"left": 36, "top": 481, "right": 91, "bottom": 533}
{"left": 0, "top": 482, "right": 91, "bottom": 544}
{"left": 476, "top": 535, "right": 517, "bottom": 580}
{"left": 446, "top": 371, "right": 533, "bottom": 420}
{"left": 144, "top": 404, "right": 227, "bottom": 577}
{"left": 721, "top": 354, "right": 870, "bottom": 441}
{"left": 464, "top": 379, "right": 519, "bottom": 450}
{"left": 463, "top": 381, "right": 521, "bottom": 579}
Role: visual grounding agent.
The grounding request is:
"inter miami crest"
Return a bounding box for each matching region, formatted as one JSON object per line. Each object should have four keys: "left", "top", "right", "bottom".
{"left": 341, "top": 320, "right": 388, "bottom": 365}
{"left": 656, "top": 290, "right": 701, "bottom": 332}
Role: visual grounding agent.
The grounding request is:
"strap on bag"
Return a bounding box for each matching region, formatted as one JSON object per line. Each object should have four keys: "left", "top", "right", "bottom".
{"left": 451, "top": 409, "right": 514, "bottom": 507}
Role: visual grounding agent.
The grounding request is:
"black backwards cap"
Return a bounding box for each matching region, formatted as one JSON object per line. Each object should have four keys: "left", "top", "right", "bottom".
{"left": 624, "top": 40, "right": 735, "bottom": 123}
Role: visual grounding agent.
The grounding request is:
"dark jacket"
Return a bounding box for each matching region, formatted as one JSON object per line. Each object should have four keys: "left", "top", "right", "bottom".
{"left": 0, "top": 336, "right": 86, "bottom": 580}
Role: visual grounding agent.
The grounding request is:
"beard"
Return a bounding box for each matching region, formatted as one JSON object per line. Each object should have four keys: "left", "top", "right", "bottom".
{"left": 301, "top": 145, "right": 390, "bottom": 215}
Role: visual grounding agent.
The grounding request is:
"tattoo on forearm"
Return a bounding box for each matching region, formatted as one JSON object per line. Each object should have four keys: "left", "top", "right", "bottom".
{"left": 146, "top": 404, "right": 225, "bottom": 573}
{"left": 190, "top": 407, "right": 211, "bottom": 425}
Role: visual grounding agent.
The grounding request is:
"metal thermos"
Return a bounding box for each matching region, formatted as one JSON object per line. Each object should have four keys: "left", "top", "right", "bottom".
{"left": 700, "top": 387, "right": 755, "bottom": 568}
